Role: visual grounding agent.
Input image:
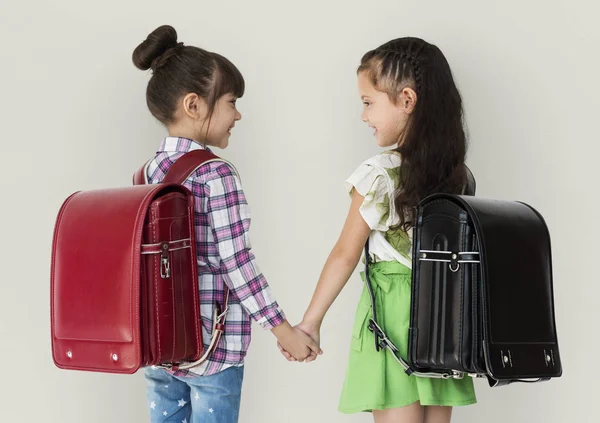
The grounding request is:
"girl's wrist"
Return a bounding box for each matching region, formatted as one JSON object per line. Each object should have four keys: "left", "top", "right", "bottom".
{"left": 271, "top": 320, "right": 293, "bottom": 340}
{"left": 301, "top": 314, "right": 323, "bottom": 332}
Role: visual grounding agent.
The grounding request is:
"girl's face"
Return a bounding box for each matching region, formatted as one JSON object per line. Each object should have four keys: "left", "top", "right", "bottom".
{"left": 201, "top": 93, "right": 242, "bottom": 149}
{"left": 357, "top": 71, "right": 413, "bottom": 148}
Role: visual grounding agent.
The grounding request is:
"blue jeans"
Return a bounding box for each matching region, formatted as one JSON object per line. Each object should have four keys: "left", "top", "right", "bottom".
{"left": 144, "top": 366, "right": 244, "bottom": 423}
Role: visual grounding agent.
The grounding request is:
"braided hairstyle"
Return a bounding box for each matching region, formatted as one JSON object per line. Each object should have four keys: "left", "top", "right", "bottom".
{"left": 358, "top": 37, "right": 467, "bottom": 232}
{"left": 132, "top": 25, "right": 245, "bottom": 128}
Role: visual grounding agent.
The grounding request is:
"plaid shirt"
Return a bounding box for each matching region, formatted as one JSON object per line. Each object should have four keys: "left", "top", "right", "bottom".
{"left": 146, "top": 137, "right": 286, "bottom": 376}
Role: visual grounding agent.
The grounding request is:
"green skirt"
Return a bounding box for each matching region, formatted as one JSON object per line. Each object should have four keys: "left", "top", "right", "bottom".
{"left": 338, "top": 260, "right": 477, "bottom": 414}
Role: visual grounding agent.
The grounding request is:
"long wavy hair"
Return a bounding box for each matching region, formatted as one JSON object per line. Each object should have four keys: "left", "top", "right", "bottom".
{"left": 358, "top": 37, "right": 467, "bottom": 231}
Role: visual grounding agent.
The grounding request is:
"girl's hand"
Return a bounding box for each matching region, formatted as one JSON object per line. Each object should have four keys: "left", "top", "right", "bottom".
{"left": 272, "top": 321, "right": 322, "bottom": 362}
{"left": 278, "top": 320, "right": 322, "bottom": 363}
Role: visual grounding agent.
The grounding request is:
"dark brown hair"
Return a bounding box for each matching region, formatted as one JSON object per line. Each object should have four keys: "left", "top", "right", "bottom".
{"left": 358, "top": 37, "right": 467, "bottom": 231}
{"left": 132, "top": 25, "right": 245, "bottom": 128}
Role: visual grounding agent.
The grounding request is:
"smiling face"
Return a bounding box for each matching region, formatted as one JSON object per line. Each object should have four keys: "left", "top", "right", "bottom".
{"left": 202, "top": 93, "right": 242, "bottom": 149}
{"left": 170, "top": 91, "right": 242, "bottom": 149}
{"left": 357, "top": 71, "right": 416, "bottom": 148}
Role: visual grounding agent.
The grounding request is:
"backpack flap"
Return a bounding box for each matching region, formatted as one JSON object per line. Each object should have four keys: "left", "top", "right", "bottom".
{"left": 442, "top": 195, "right": 562, "bottom": 386}
{"left": 50, "top": 183, "right": 194, "bottom": 373}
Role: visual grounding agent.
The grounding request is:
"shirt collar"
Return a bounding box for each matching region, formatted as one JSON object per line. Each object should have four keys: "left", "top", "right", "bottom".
{"left": 157, "top": 137, "right": 208, "bottom": 153}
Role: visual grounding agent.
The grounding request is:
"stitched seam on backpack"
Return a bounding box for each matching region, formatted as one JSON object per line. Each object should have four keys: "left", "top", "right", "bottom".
{"left": 152, "top": 207, "right": 161, "bottom": 361}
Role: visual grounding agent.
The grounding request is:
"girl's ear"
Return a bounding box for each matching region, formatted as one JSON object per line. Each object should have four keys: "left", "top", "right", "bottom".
{"left": 399, "top": 87, "right": 418, "bottom": 115}
{"left": 182, "top": 93, "right": 208, "bottom": 120}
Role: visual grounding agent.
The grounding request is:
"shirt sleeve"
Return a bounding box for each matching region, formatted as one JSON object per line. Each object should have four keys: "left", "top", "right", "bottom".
{"left": 204, "top": 163, "right": 286, "bottom": 330}
{"left": 345, "top": 161, "right": 392, "bottom": 231}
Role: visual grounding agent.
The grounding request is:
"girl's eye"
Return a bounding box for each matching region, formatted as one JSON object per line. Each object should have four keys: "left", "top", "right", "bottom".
{"left": 363, "top": 102, "right": 371, "bottom": 107}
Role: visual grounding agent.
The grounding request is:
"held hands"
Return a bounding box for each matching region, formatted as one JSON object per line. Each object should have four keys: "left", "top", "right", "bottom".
{"left": 276, "top": 320, "right": 321, "bottom": 363}
{"left": 272, "top": 320, "right": 322, "bottom": 363}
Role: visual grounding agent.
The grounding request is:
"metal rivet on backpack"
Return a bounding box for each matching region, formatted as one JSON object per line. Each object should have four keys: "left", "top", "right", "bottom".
{"left": 503, "top": 355, "right": 509, "bottom": 363}
{"left": 162, "top": 244, "right": 168, "bottom": 250}
{"left": 421, "top": 253, "right": 427, "bottom": 259}
{"left": 67, "top": 351, "right": 72, "bottom": 358}
{"left": 452, "top": 254, "right": 458, "bottom": 259}
{"left": 112, "top": 353, "right": 118, "bottom": 361}
{"left": 546, "top": 354, "right": 551, "bottom": 363}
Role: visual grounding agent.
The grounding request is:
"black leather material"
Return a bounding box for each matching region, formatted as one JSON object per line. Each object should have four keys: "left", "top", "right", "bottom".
{"left": 463, "top": 165, "right": 476, "bottom": 196}
{"left": 409, "top": 193, "right": 562, "bottom": 385}
{"left": 409, "top": 198, "right": 485, "bottom": 375}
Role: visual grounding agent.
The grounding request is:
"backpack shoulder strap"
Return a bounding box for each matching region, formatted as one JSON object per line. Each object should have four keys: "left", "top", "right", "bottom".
{"left": 463, "top": 165, "right": 476, "bottom": 196}
{"left": 133, "top": 150, "right": 222, "bottom": 186}
{"left": 132, "top": 159, "right": 151, "bottom": 185}
{"left": 163, "top": 150, "right": 220, "bottom": 185}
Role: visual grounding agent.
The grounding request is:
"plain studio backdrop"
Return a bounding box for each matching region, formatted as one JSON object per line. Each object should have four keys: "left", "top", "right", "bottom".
{"left": 0, "top": 0, "right": 597, "bottom": 422}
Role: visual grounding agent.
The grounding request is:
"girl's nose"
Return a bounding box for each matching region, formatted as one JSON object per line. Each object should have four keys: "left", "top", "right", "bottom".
{"left": 361, "top": 110, "right": 368, "bottom": 122}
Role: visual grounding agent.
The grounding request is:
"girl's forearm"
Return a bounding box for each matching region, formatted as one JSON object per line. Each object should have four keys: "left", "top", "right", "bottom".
{"left": 302, "top": 245, "right": 361, "bottom": 330}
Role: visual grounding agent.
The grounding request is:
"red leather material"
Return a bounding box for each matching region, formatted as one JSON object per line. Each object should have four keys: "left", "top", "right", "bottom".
{"left": 132, "top": 164, "right": 146, "bottom": 185}
{"left": 141, "top": 191, "right": 201, "bottom": 366}
{"left": 161, "top": 150, "right": 218, "bottom": 184}
{"left": 51, "top": 184, "right": 202, "bottom": 373}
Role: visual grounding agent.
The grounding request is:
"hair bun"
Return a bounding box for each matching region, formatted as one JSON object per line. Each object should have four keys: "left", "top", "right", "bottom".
{"left": 132, "top": 25, "right": 179, "bottom": 71}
